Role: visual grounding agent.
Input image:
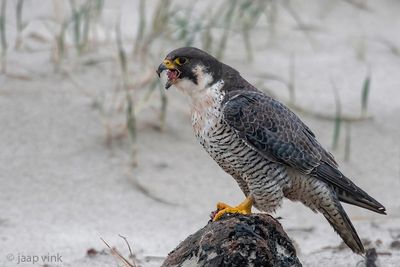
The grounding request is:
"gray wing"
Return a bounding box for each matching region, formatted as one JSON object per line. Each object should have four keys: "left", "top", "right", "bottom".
{"left": 222, "top": 90, "right": 386, "bottom": 214}
{"left": 222, "top": 90, "right": 336, "bottom": 173}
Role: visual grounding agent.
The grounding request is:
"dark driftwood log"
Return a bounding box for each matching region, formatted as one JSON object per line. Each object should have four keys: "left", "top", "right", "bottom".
{"left": 162, "top": 213, "right": 302, "bottom": 267}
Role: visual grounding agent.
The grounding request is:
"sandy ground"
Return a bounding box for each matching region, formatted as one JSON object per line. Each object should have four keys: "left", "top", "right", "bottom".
{"left": 1, "top": 0, "right": 400, "bottom": 266}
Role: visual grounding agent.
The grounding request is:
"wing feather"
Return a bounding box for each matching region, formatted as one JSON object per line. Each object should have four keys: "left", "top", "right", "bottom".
{"left": 222, "top": 91, "right": 325, "bottom": 173}
{"left": 222, "top": 90, "right": 386, "bottom": 214}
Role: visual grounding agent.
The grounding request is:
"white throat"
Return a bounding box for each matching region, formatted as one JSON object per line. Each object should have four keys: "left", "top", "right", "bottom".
{"left": 189, "top": 78, "right": 225, "bottom": 141}
{"left": 173, "top": 65, "right": 215, "bottom": 104}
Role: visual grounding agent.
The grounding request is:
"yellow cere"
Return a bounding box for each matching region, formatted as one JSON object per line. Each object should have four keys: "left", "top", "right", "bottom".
{"left": 163, "top": 59, "right": 175, "bottom": 69}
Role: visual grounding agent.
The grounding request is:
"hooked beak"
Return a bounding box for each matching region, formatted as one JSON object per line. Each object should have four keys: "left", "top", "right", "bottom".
{"left": 156, "top": 63, "right": 167, "bottom": 78}
{"left": 156, "top": 59, "right": 179, "bottom": 90}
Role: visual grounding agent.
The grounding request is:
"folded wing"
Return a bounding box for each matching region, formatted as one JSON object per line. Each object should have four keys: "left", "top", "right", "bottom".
{"left": 222, "top": 91, "right": 386, "bottom": 214}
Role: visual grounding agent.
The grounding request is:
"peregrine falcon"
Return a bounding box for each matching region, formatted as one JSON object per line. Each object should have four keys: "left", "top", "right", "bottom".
{"left": 156, "top": 47, "right": 386, "bottom": 254}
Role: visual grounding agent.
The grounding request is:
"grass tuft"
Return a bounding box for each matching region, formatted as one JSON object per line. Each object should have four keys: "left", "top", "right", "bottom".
{"left": 1, "top": 0, "right": 376, "bottom": 165}
{"left": 116, "top": 20, "right": 137, "bottom": 166}
{"left": 101, "top": 237, "right": 138, "bottom": 267}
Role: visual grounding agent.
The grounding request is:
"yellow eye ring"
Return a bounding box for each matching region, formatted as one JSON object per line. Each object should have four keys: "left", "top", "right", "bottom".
{"left": 174, "top": 57, "right": 188, "bottom": 65}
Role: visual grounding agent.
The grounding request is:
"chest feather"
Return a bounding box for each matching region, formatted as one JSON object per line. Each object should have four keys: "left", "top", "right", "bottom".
{"left": 191, "top": 80, "right": 225, "bottom": 138}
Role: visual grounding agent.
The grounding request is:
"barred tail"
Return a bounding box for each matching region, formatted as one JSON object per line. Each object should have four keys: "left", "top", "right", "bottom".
{"left": 320, "top": 201, "right": 364, "bottom": 254}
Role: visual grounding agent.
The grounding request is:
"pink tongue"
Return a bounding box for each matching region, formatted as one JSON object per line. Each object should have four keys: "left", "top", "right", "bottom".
{"left": 167, "top": 70, "right": 177, "bottom": 80}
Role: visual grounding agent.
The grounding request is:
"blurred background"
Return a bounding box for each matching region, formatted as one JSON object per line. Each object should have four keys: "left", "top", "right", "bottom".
{"left": 0, "top": 0, "right": 399, "bottom": 266}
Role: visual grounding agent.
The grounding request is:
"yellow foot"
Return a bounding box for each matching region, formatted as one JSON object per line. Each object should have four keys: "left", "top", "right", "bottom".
{"left": 212, "top": 196, "right": 253, "bottom": 221}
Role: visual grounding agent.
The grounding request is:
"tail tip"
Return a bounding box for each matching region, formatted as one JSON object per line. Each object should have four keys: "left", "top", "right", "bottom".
{"left": 378, "top": 206, "right": 387, "bottom": 215}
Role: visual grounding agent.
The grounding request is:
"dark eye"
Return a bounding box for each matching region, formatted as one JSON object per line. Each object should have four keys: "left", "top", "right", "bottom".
{"left": 174, "top": 57, "right": 188, "bottom": 65}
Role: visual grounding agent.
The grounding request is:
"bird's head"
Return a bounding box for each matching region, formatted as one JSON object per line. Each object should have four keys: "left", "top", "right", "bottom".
{"left": 156, "top": 47, "right": 223, "bottom": 95}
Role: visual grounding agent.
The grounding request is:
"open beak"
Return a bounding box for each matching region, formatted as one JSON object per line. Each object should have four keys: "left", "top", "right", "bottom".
{"left": 156, "top": 59, "right": 180, "bottom": 89}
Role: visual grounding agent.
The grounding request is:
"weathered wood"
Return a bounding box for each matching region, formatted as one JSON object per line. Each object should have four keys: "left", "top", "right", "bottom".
{"left": 162, "top": 213, "right": 302, "bottom": 267}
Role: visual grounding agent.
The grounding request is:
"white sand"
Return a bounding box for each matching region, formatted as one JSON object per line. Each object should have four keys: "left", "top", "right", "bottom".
{"left": 0, "top": 0, "right": 399, "bottom": 266}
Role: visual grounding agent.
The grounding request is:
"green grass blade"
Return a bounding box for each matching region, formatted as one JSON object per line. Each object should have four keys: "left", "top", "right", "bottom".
{"left": 133, "top": 0, "right": 146, "bottom": 54}
{"left": 288, "top": 53, "right": 296, "bottom": 105}
{"left": 116, "top": 21, "right": 128, "bottom": 85}
{"left": 0, "top": 0, "right": 7, "bottom": 72}
{"left": 332, "top": 112, "right": 342, "bottom": 150}
{"left": 69, "top": 0, "right": 81, "bottom": 53}
{"left": 15, "top": 0, "right": 24, "bottom": 49}
{"left": 331, "top": 81, "right": 342, "bottom": 149}
{"left": 344, "top": 122, "right": 351, "bottom": 161}
{"left": 54, "top": 19, "right": 69, "bottom": 72}
{"left": 126, "top": 92, "right": 137, "bottom": 166}
{"left": 216, "top": 0, "right": 238, "bottom": 59}
{"left": 361, "top": 71, "right": 371, "bottom": 117}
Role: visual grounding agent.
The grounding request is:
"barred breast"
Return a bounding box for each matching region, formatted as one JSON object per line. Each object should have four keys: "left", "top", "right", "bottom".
{"left": 191, "top": 83, "right": 290, "bottom": 212}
